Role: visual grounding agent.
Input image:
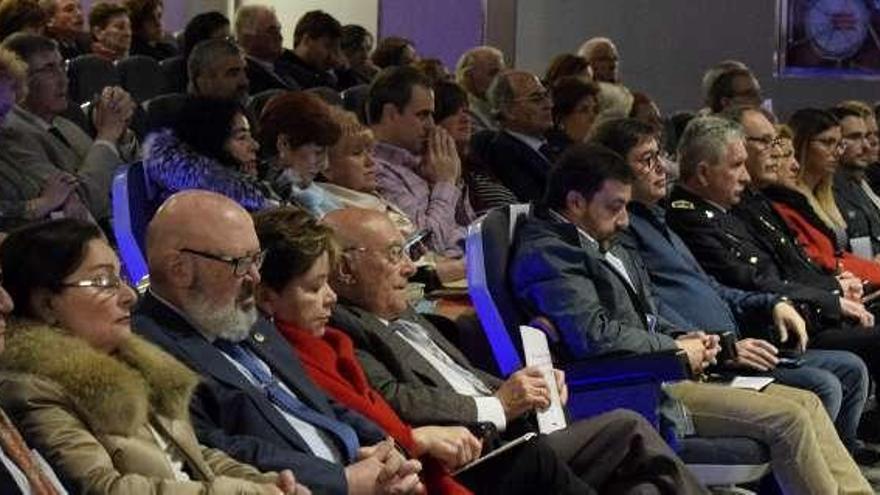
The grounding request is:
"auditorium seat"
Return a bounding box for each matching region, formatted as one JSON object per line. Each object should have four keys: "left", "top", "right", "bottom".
{"left": 111, "top": 161, "right": 161, "bottom": 287}
{"left": 117, "top": 55, "right": 165, "bottom": 103}
{"left": 247, "top": 88, "right": 284, "bottom": 120}
{"left": 341, "top": 84, "right": 369, "bottom": 123}
{"left": 159, "top": 55, "right": 187, "bottom": 94}
{"left": 67, "top": 54, "right": 120, "bottom": 104}
{"left": 143, "top": 93, "right": 187, "bottom": 134}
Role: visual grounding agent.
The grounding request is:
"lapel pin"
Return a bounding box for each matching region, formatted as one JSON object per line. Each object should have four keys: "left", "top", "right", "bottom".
{"left": 253, "top": 333, "right": 265, "bottom": 343}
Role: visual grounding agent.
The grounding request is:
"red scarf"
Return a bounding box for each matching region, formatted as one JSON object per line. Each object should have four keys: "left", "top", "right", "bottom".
{"left": 276, "top": 320, "right": 471, "bottom": 495}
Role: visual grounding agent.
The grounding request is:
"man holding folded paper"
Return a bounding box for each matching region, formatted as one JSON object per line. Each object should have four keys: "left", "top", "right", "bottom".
{"left": 324, "top": 207, "right": 707, "bottom": 495}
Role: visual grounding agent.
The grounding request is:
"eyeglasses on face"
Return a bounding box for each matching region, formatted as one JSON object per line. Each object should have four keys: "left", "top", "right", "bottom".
{"left": 60, "top": 273, "right": 131, "bottom": 294}
{"left": 745, "top": 135, "right": 782, "bottom": 153}
{"left": 633, "top": 150, "right": 665, "bottom": 173}
{"left": 512, "top": 89, "right": 551, "bottom": 104}
{"left": 343, "top": 243, "right": 409, "bottom": 265}
{"left": 180, "top": 248, "right": 266, "bottom": 277}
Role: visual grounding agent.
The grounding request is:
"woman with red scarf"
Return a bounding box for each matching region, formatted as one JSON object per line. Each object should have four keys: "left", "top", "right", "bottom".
{"left": 253, "top": 206, "right": 597, "bottom": 495}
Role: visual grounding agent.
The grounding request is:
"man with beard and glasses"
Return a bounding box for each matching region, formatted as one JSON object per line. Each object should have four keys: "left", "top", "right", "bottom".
{"left": 134, "top": 190, "right": 425, "bottom": 495}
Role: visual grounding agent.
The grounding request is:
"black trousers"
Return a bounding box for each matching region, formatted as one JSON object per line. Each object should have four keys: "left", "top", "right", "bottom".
{"left": 459, "top": 409, "right": 706, "bottom": 495}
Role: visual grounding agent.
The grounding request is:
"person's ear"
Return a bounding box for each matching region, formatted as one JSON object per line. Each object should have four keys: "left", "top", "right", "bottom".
{"left": 255, "top": 283, "right": 280, "bottom": 316}
{"left": 564, "top": 190, "right": 587, "bottom": 214}
{"left": 30, "top": 288, "right": 58, "bottom": 326}
{"left": 334, "top": 253, "right": 357, "bottom": 286}
{"left": 696, "top": 161, "right": 711, "bottom": 187}
{"left": 164, "top": 251, "right": 194, "bottom": 289}
{"left": 276, "top": 134, "right": 290, "bottom": 156}
{"left": 381, "top": 102, "right": 399, "bottom": 123}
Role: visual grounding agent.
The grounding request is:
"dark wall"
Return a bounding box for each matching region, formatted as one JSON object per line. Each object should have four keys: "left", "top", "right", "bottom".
{"left": 515, "top": 0, "right": 878, "bottom": 119}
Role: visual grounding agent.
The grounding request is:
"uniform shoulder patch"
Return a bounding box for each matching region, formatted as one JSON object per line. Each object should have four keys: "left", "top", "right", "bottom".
{"left": 670, "top": 200, "right": 694, "bottom": 210}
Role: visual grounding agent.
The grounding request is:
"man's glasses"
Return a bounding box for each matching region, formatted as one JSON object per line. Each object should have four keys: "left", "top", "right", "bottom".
{"left": 745, "top": 135, "right": 782, "bottom": 153}
{"left": 180, "top": 248, "right": 266, "bottom": 277}
{"left": 512, "top": 89, "right": 550, "bottom": 104}
{"left": 344, "top": 243, "right": 410, "bottom": 265}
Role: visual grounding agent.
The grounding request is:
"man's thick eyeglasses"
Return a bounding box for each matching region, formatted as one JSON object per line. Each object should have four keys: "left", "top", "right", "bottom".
{"left": 61, "top": 273, "right": 130, "bottom": 293}
{"left": 180, "top": 248, "right": 266, "bottom": 276}
{"left": 746, "top": 135, "right": 782, "bottom": 152}
{"left": 512, "top": 89, "right": 551, "bottom": 104}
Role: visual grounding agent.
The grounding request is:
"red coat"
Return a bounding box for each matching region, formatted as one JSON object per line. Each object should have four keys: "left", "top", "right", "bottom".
{"left": 768, "top": 193, "right": 880, "bottom": 286}
{"left": 276, "top": 320, "right": 471, "bottom": 495}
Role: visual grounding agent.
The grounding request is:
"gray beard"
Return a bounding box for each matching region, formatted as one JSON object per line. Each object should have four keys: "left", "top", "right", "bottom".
{"left": 182, "top": 293, "right": 257, "bottom": 343}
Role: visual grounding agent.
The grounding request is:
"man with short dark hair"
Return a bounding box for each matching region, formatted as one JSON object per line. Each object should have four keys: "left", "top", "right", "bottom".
{"left": 40, "top": 0, "right": 89, "bottom": 59}
{"left": 509, "top": 138, "right": 872, "bottom": 493}
{"left": 478, "top": 69, "right": 555, "bottom": 202}
{"left": 831, "top": 105, "right": 880, "bottom": 258}
{"left": 277, "top": 10, "right": 343, "bottom": 90}
{"left": 368, "top": 65, "right": 470, "bottom": 257}
{"left": 1, "top": 32, "right": 138, "bottom": 223}
{"left": 707, "top": 67, "right": 761, "bottom": 114}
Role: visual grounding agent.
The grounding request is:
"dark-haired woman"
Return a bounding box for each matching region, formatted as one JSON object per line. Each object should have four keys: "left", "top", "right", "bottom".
{"left": 0, "top": 218, "right": 307, "bottom": 494}
{"left": 259, "top": 91, "right": 342, "bottom": 217}
{"left": 143, "top": 96, "right": 276, "bottom": 211}
{"left": 433, "top": 80, "right": 516, "bottom": 216}
{"left": 124, "top": 0, "right": 177, "bottom": 61}
{"left": 545, "top": 76, "right": 599, "bottom": 158}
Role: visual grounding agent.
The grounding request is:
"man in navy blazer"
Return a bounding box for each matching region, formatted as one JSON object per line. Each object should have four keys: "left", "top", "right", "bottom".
{"left": 476, "top": 69, "right": 556, "bottom": 202}
{"left": 133, "top": 190, "right": 423, "bottom": 495}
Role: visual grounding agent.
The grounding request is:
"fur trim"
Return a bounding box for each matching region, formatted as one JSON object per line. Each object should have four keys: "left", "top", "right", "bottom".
{"left": 0, "top": 320, "right": 198, "bottom": 436}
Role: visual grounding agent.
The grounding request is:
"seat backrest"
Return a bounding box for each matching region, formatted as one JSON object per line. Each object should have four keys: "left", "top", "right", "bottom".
{"left": 143, "top": 93, "right": 187, "bottom": 133}
{"left": 68, "top": 54, "right": 120, "bottom": 104}
{"left": 112, "top": 161, "right": 160, "bottom": 285}
{"left": 341, "top": 84, "right": 369, "bottom": 124}
{"left": 466, "top": 204, "right": 532, "bottom": 377}
{"left": 117, "top": 55, "right": 164, "bottom": 103}
{"left": 247, "top": 88, "right": 284, "bottom": 120}
{"left": 159, "top": 55, "right": 187, "bottom": 94}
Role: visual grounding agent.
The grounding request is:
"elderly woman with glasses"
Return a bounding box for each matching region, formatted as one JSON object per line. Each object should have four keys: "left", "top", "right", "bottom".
{"left": 763, "top": 108, "right": 880, "bottom": 287}
{"left": 0, "top": 218, "right": 307, "bottom": 494}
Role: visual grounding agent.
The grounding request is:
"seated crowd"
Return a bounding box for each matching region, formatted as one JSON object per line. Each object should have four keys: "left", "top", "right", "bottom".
{"left": 0, "top": 2, "right": 880, "bottom": 495}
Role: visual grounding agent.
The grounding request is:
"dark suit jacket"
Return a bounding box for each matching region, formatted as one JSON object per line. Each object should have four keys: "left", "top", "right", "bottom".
{"left": 834, "top": 166, "right": 880, "bottom": 256}
{"left": 133, "top": 292, "right": 385, "bottom": 495}
{"left": 620, "top": 201, "right": 777, "bottom": 337}
{"left": 245, "top": 56, "right": 301, "bottom": 95}
{"left": 666, "top": 186, "right": 841, "bottom": 326}
{"left": 476, "top": 130, "right": 551, "bottom": 202}
{"left": 509, "top": 206, "right": 679, "bottom": 362}
{"left": 276, "top": 50, "right": 338, "bottom": 90}
{"left": 330, "top": 304, "right": 504, "bottom": 428}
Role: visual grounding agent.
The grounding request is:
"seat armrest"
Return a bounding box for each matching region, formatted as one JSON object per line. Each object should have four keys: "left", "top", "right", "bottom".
{"left": 563, "top": 350, "right": 690, "bottom": 387}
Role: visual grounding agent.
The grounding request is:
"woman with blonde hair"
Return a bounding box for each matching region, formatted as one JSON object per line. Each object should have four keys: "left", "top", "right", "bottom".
{"left": 764, "top": 108, "right": 880, "bottom": 284}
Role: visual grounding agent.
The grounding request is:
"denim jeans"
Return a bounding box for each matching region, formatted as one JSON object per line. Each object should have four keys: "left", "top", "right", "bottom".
{"left": 769, "top": 349, "right": 868, "bottom": 452}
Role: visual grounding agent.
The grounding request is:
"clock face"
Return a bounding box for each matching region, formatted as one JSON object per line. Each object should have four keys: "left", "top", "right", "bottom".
{"left": 805, "top": 0, "right": 870, "bottom": 59}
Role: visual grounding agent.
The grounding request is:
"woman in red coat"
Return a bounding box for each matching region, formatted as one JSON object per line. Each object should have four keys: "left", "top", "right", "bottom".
{"left": 766, "top": 108, "right": 880, "bottom": 286}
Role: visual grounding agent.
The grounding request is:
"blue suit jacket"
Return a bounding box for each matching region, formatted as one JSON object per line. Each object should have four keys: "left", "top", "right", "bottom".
{"left": 619, "top": 202, "right": 778, "bottom": 338}
{"left": 133, "top": 292, "right": 386, "bottom": 495}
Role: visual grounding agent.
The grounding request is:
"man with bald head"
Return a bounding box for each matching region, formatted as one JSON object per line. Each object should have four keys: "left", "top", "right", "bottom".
{"left": 456, "top": 46, "right": 505, "bottom": 132}
{"left": 477, "top": 69, "right": 555, "bottom": 201}
{"left": 135, "top": 190, "right": 425, "bottom": 495}
{"left": 577, "top": 37, "right": 620, "bottom": 84}
{"left": 326, "top": 207, "right": 707, "bottom": 495}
